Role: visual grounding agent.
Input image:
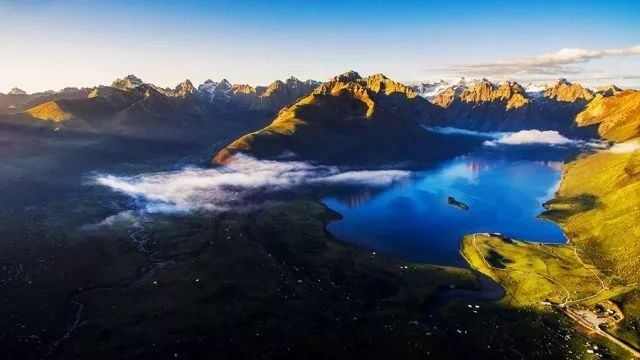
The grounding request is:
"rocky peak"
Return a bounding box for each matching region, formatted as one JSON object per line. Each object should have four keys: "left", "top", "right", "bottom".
{"left": 112, "top": 75, "right": 144, "bottom": 90}
{"left": 265, "top": 80, "right": 286, "bottom": 95}
{"left": 304, "top": 79, "right": 321, "bottom": 88}
{"left": 495, "top": 81, "right": 531, "bottom": 109}
{"left": 433, "top": 79, "right": 530, "bottom": 109}
{"left": 544, "top": 79, "right": 594, "bottom": 102}
{"left": 285, "top": 77, "right": 303, "bottom": 88}
{"left": 312, "top": 72, "right": 421, "bottom": 118}
{"left": 431, "top": 87, "right": 459, "bottom": 108}
{"left": 8, "top": 87, "right": 27, "bottom": 95}
{"left": 413, "top": 80, "right": 448, "bottom": 98}
{"left": 493, "top": 81, "right": 526, "bottom": 99}
{"left": 335, "top": 70, "right": 362, "bottom": 82}
{"left": 595, "top": 84, "right": 623, "bottom": 97}
{"left": 173, "top": 79, "right": 197, "bottom": 97}
{"left": 231, "top": 84, "right": 256, "bottom": 95}
{"left": 459, "top": 79, "right": 496, "bottom": 102}
{"left": 198, "top": 79, "right": 218, "bottom": 93}
{"left": 524, "top": 82, "right": 548, "bottom": 95}
{"left": 215, "top": 79, "right": 233, "bottom": 92}
{"left": 57, "top": 87, "right": 82, "bottom": 95}
{"left": 364, "top": 73, "right": 417, "bottom": 97}
{"left": 317, "top": 72, "right": 413, "bottom": 97}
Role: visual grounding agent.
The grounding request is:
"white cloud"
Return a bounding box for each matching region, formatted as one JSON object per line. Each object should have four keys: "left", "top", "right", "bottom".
{"left": 607, "top": 140, "right": 640, "bottom": 154}
{"left": 94, "top": 155, "right": 410, "bottom": 213}
{"left": 442, "top": 44, "right": 640, "bottom": 80}
{"left": 318, "top": 170, "right": 408, "bottom": 186}
{"left": 81, "top": 210, "right": 140, "bottom": 230}
{"left": 421, "top": 125, "right": 505, "bottom": 139}
{"left": 483, "top": 130, "right": 576, "bottom": 146}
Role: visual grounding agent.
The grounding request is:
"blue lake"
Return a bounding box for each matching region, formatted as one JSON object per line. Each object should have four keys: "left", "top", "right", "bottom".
{"left": 322, "top": 152, "right": 567, "bottom": 266}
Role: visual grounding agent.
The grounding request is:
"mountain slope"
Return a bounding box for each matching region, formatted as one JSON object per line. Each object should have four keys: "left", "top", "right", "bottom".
{"left": 576, "top": 90, "right": 640, "bottom": 142}
{"left": 213, "top": 72, "right": 480, "bottom": 165}
{"left": 25, "top": 101, "right": 74, "bottom": 122}
{"left": 0, "top": 87, "right": 90, "bottom": 114}
{"left": 551, "top": 91, "right": 640, "bottom": 282}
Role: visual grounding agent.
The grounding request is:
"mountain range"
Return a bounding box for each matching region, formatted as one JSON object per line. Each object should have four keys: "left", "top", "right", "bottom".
{"left": 0, "top": 75, "right": 320, "bottom": 143}
{"left": 213, "top": 71, "right": 480, "bottom": 165}
{"left": 1, "top": 72, "right": 637, "bottom": 162}
{"left": 419, "top": 78, "right": 610, "bottom": 136}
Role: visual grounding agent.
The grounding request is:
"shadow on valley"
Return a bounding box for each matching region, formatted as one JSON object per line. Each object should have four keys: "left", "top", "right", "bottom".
{"left": 0, "top": 129, "right": 612, "bottom": 359}
{"left": 1, "top": 195, "right": 605, "bottom": 359}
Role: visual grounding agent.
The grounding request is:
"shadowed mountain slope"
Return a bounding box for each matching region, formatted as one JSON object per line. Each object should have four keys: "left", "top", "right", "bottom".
{"left": 1, "top": 75, "right": 321, "bottom": 144}
{"left": 213, "top": 72, "right": 481, "bottom": 165}
{"left": 429, "top": 78, "right": 600, "bottom": 137}
{"left": 576, "top": 90, "right": 640, "bottom": 142}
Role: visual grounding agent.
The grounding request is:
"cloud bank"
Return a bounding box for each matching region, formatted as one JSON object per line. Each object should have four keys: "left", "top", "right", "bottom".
{"left": 421, "top": 125, "right": 505, "bottom": 139}
{"left": 95, "top": 155, "right": 410, "bottom": 213}
{"left": 442, "top": 44, "right": 640, "bottom": 81}
{"left": 483, "top": 130, "right": 576, "bottom": 146}
{"left": 608, "top": 140, "right": 640, "bottom": 154}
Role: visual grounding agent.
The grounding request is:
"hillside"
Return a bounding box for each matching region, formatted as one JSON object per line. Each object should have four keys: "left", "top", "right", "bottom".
{"left": 213, "top": 72, "right": 481, "bottom": 165}
{"left": 26, "top": 101, "right": 74, "bottom": 122}
{"left": 576, "top": 90, "right": 640, "bottom": 142}
{"left": 542, "top": 145, "right": 640, "bottom": 283}
{"left": 458, "top": 94, "right": 640, "bottom": 353}
{"left": 547, "top": 91, "right": 640, "bottom": 277}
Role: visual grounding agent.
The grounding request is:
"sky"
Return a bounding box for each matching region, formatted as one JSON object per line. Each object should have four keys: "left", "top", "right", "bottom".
{"left": 1, "top": 0, "right": 639, "bottom": 92}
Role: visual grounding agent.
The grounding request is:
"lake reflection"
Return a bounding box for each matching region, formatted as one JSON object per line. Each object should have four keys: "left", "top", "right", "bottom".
{"left": 322, "top": 154, "right": 567, "bottom": 266}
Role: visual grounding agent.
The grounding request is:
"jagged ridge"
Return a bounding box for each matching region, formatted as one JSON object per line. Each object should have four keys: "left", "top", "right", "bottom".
{"left": 212, "top": 71, "right": 478, "bottom": 165}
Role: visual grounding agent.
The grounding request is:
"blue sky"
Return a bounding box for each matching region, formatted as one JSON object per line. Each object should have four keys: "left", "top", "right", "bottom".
{"left": 1, "top": 0, "right": 639, "bottom": 92}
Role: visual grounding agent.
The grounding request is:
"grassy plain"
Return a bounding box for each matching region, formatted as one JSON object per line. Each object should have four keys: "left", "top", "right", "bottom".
{"left": 460, "top": 234, "right": 627, "bottom": 307}
{"left": 542, "top": 148, "right": 640, "bottom": 284}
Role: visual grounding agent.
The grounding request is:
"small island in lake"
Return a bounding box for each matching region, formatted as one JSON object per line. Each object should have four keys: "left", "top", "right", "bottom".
{"left": 448, "top": 196, "right": 469, "bottom": 210}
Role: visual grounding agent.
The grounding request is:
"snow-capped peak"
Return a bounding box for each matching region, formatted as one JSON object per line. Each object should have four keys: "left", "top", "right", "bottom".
{"left": 198, "top": 79, "right": 219, "bottom": 93}
{"left": 524, "top": 82, "right": 548, "bottom": 96}
{"left": 198, "top": 79, "right": 233, "bottom": 103}
{"left": 412, "top": 80, "right": 449, "bottom": 99}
